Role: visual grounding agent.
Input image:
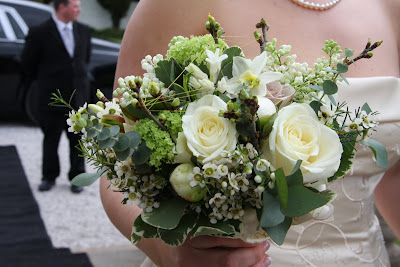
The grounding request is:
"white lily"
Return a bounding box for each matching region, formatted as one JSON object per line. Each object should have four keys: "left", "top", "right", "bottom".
{"left": 226, "top": 51, "right": 283, "bottom": 97}
{"left": 205, "top": 48, "right": 228, "bottom": 83}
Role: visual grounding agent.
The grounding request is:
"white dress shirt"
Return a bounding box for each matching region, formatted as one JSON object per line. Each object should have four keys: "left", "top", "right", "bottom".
{"left": 52, "top": 14, "right": 75, "bottom": 57}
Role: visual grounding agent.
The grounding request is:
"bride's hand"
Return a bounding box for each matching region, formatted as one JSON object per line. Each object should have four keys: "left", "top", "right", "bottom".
{"left": 140, "top": 236, "right": 272, "bottom": 267}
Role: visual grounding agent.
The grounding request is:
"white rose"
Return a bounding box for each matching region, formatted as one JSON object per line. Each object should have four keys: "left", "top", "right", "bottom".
{"left": 257, "top": 96, "right": 276, "bottom": 128}
{"left": 180, "top": 95, "right": 238, "bottom": 164}
{"left": 262, "top": 103, "right": 343, "bottom": 183}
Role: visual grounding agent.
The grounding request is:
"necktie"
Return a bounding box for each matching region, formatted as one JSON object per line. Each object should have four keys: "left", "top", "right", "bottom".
{"left": 63, "top": 26, "right": 74, "bottom": 57}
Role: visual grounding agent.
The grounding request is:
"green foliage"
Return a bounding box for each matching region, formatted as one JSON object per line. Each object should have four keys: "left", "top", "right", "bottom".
{"left": 158, "top": 212, "right": 198, "bottom": 246}
{"left": 141, "top": 198, "right": 188, "bottom": 229}
{"left": 158, "top": 111, "right": 183, "bottom": 139}
{"left": 361, "top": 139, "right": 388, "bottom": 168}
{"left": 191, "top": 214, "right": 238, "bottom": 238}
{"left": 263, "top": 217, "right": 292, "bottom": 246}
{"left": 260, "top": 190, "right": 285, "bottom": 228}
{"left": 155, "top": 58, "right": 186, "bottom": 102}
{"left": 71, "top": 167, "right": 109, "bottom": 186}
{"left": 323, "top": 80, "right": 338, "bottom": 95}
{"left": 96, "top": 0, "right": 132, "bottom": 28}
{"left": 166, "top": 34, "right": 228, "bottom": 65}
{"left": 91, "top": 28, "right": 124, "bottom": 43}
{"left": 283, "top": 186, "right": 329, "bottom": 217}
{"left": 134, "top": 119, "right": 175, "bottom": 167}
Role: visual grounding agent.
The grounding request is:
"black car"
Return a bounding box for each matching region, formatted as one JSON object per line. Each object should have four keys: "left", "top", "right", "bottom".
{"left": 0, "top": 0, "right": 120, "bottom": 123}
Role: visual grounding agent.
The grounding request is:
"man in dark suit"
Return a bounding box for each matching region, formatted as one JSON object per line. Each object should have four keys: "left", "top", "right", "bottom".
{"left": 21, "top": 0, "right": 91, "bottom": 193}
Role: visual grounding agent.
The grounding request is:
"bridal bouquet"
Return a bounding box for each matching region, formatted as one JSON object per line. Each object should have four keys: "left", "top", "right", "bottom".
{"left": 56, "top": 15, "right": 387, "bottom": 246}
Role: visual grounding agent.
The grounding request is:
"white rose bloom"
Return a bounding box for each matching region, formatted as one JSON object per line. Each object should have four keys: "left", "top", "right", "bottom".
{"left": 181, "top": 95, "right": 238, "bottom": 164}
{"left": 262, "top": 103, "right": 343, "bottom": 183}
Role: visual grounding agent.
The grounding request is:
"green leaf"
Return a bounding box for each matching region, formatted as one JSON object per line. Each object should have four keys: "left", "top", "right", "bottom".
{"left": 132, "top": 142, "right": 151, "bottom": 165}
{"left": 218, "top": 93, "right": 231, "bottom": 103}
{"left": 131, "top": 231, "right": 141, "bottom": 245}
{"left": 125, "top": 131, "right": 141, "bottom": 149}
{"left": 158, "top": 211, "right": 199, "bottom": 246}
{"left": 286, "top": 160, "right": 303, "bottom": 187}
{"left": 155, "top": 58, "right": 185, "bottom": 98}
{"left": 71, "top": 167, "right": 109, "bottom": 186}
{"left": 125, "top": 104, "right": 148, "bottom": 119}
{"left": 191, "top": 214, "right": 236, "bottom": 238}
{"left": 98, "top": 138, "right": 116, "bottom": 149}
{"left": 323, "top": 80, "right": 338, "bottom": 95}
{"left": 259, "top": 190, "right": 285, "bottom": 228}
{"left": 329, "top": 131, "right": 357, "bottom": 182}
{"left": 319, "top": 189, "right": 337, "bottom": 202}
{"left": 87, "top": 128, "right": 99, "bottom": 139}
{"left": 261, "top": 112, "right": 277, "bottom": 138}
{"left": 141, "top": 198, "right": 188, "bottom": 230}
{"left": 345, "top": 48, "right": 354, "bottom": 57}
{"left": 113, "top": 135, "right": 129, "bottom": 151}
{"left": 132, "top": 214, "right": 159, "bottom": 239}
{"left": 339, "top": 73, "right": 349, "bottom": 85}
{"left": 221, "top": 46, "right": 242, "bottom": 70}
{"left": 220, "top": 62, "right": 233, "bottom": 79}
{"left": 263, "top": 217, "right": 292, "bottom": 246}
{"left": 361, "top": 139, "right": 388, "bottom": 168}
{"left": 328, "top": 95, "right": 337, "bottom": 106}
{"left": 309, "top": 84, "right": 323, "bottom": 91}
{"left": 283, "top": 186, "right": 329, "bottom": 217}
{"left": 236, "top": 120, "right": 252, "bottom": 137}
{"left": 115, "top": 148, "right": 133, "bottom": 161}
{"left": 97, "top": 127, "right": 110, "bottom": 141}
{"left": 361, "top": 103, "right": 372, "bottom": 114}
{"left": 275, "top": 169, "right": 288, "bottom": 210}
{"left": 337, "top": 63, "right": 348, "bottom": 73}
{"left": 309, "top": 101, "right": 322, "bottom": 115}
{"left": 109, "top": 125, "right": 120, "bottom": 137}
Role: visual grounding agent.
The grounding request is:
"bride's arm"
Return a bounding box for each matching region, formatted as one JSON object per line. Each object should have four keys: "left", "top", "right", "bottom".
{"left": 375, "top": 159, "right": 400, "bottom": 238}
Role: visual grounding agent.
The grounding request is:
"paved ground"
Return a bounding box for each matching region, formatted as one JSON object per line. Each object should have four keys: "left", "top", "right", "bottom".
{"left": 1, "top": 122, "right": 399, "bottom": 267}
{"left": 0, "top": 123, "right": 146, "bottom": 266}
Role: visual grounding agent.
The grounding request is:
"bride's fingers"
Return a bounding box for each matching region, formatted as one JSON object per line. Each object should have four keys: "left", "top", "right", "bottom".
{"left": 176, "top": 241, "right": 270, "bottom": 267}
{"left": 249, "top": 255, "right": 273, "bottom": 267}
{"left": 188, "top": 235, "right": 269, "bottom": 249}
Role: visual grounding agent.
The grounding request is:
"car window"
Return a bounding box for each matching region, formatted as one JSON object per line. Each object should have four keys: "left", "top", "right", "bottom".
{"left": 1, "top": 3, "right": 51, "bottom": 28}
{"left": 5, "top": 11, "right": 24, "bottom": 39}
{"left": 0, "top": 19, "right": 5, "bottom": 38}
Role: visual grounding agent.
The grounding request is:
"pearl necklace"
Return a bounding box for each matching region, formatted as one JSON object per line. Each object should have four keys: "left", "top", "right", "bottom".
{"left": 290, "top": 0, "right": 341, "bottom": 11}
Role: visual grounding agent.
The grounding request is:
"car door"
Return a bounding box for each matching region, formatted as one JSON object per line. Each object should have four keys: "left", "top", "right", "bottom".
{"left": 0, "top": 5, "right": 28, "bottom": 122}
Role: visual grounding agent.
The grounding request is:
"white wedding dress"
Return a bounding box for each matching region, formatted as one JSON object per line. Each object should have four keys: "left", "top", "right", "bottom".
{"left": 140, "top": 77, "right": 400, "bottom": 267}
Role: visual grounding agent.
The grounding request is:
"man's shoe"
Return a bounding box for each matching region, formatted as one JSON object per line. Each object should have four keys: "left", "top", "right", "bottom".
{"left": 70, "top": 185, "right": 84, "bottom": 193}
{"left": 38, "top": 180, "right": 55, "bottom": 192}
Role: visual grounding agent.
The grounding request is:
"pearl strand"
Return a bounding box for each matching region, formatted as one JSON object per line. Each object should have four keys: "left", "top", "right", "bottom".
{"left": 290, "top": 0, "right": 341, "bottom": 11}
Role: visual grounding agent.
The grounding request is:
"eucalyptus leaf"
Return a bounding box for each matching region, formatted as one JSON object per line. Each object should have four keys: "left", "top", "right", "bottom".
{"left": 259, "top": 190, "right": 285, "bottom": 228}
{"left": 115, "top": 147, "right": 133, "bottom": 161}
{"left": 98, "top": 138, "right": 116, "bottom": 149}
{"left": 155, "top": 58, "right": 185, "bottom": 98}
{"left": 275, "top": 169, "right": 288, "bottom": 210}
{"left": 113, "top": 135, "right": 129, "bottom": 151}
{"left": 221, "top": 46, "right": 242, "bottom": 69}
{"left": 97, "top": 127, "right": 110, "bottom": 141}
{"left": 345, "top": 48, "right": 354, "bottom": 57}
{"left": 85, "top": 119, "right": 93, "bottom": 129}
{"left": 132, "top": 142, "right": 151, "bottom": 165}
{"left": 158, "top": 211, "right": 199, "bottom": 246}
{"left": 109, "top": 125, "right": 120, "bottom": 137}
{"left": 220, "top": 62, "right": 233, "bottom": 79}
{"left": 309, "top": 101, "right": 322, "bottom": 115}
{"left": 339, "top": 73, "right": 349, "bottom": 85}
{"left": 323, "top": 80, "right": 338, "bottom": 95}
{"left": 283, "top": 186, "right": 329, "bottom": 217}
{"left": 125, "top": 131, "right": 141, "bottom": 149}
{"left": 87, "top": 128, "right": 98, "bottom": 139}
{"left": 309, "top": 84, "right": 323, "bottom": 91}
{"left": 141, "top": 198, "right": 188, "bottom": 229}
{"left": 361, "top": 103, "right": 372, "bottom": 114}
{"left": 263, "top": 217, "right": 292, "bottom": 246}
{"left": 71, "top": 167, "right": 109, "bottom": 186}
{"left": 337, "top": 63, "right": 348, "bottom": 73}
{"left": 361, "top": 139, "right": 388, "bottom": 169}
{"left": 328, "top": 95, "right": 337, "bottom": 106}
{"left": 132, "top": 214, "right": 159, "bottom": 239}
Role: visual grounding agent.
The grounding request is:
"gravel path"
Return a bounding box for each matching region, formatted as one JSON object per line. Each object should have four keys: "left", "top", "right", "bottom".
{"left": 0, "top": 123, "right": 130, "bottom": 250}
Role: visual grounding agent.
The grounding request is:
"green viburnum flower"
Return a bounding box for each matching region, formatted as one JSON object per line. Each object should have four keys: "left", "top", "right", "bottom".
{"left": 157, "top": 111, "right": 183, "bottom": 139}
{"left": 166, "top": 34, "right": 228, "bottom": 65}
{"left": 134, "top": 118, "right": 175, "bottom": 167}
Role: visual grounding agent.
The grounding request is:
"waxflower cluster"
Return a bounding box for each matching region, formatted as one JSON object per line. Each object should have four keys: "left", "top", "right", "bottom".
{"left": 57, "top": 15, "right": 386, "bottom": 247}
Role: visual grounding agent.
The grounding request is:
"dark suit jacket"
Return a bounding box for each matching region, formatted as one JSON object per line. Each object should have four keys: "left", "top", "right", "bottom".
{"left": 21, "top": 18, "right": 91, "bottom": 113}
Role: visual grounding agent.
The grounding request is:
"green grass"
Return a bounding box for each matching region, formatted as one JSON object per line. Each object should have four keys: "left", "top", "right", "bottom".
{"left": 91, "top": 28, "right": 124, "bottom": 43}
